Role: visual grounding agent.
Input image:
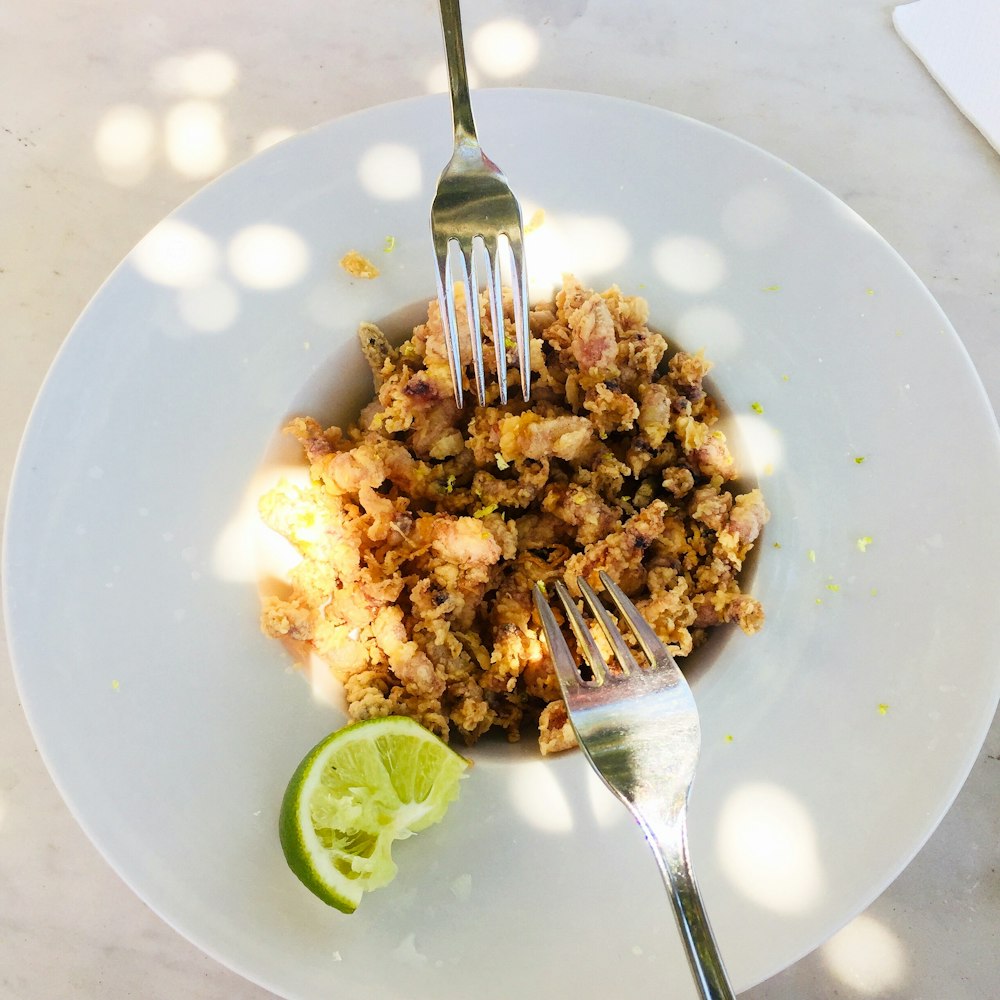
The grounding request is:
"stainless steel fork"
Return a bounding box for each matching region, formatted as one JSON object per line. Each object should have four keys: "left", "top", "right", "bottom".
{"left": 534, "top": 571, "right": 736, "bottom": 1000}
{"left": 431, "top": 0, "right": 531, "bottom": 408}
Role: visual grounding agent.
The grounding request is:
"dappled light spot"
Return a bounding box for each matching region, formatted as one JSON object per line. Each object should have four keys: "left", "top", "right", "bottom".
{"left": 585, "top": 767, "right": 622, "bottom": 828}
{"left": 357, "top": 142, "right": 423, "bottom": 201}
{"left": 821, "top": 914, "right": 908, "bottom": 994}
{"left": 227, "top": 224, "right": 310, "bottom": 290}
{"left": 213, "top": 463, "right": 309, "bottom": 585}
{"left": 509, "top": 761, "right": 574, "bottom": 833}
{"left": 253, "top": 126, "right": 297, "bottom": 154}
{"left": 471, "top": 18, "right": 541, "bottom": 77}
{"left": 526, "top": 211, "right": 631, "bottom": 293}
{"left": 674, "top": 304, "right": 745, "bottom": 361}
{"left": 177, "top": 278, "right": 241, "bottom": 333}
{"left": 152, "top": 48, "right": 240, "bottom": 98}
{"left": 164, "top": 99, "right": 228, "bottom": 179}
{"left": 732, "top": 413, "right": 785, "bottom": 477}
{"left": 302, "top": 649, "right": 345, "bottom": 710}
{"left": 93, "top": 104, "right": 157, "bottom": 186}
{"left": 424, "top": 58, "right": 481, "bottom": 94}
{"left": 132, "top": 219, "right": 220, "bottom": 289}
{"left": 716, "top": 782, "right": 825, "bottom": 914}
{"left": 653, "top": 235, "right": 727, "bottom": 294}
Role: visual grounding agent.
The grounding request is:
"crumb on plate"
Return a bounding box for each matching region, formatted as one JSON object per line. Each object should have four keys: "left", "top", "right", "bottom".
{"left": 340, "top": 250, "right": 380, "bottom": 279}
{"left": 524, "top": 208, "right": 546, "bottom": 234}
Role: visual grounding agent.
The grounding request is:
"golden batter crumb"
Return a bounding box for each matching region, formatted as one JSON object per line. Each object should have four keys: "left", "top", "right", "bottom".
{"left": 524, "top": 208, "right": 546, "bottom": 234}
{"left": 260, "top": 276, "right": 768, "bottom": 751}
{"left": 339, "top": 250, "right": 380, "bottom": 279}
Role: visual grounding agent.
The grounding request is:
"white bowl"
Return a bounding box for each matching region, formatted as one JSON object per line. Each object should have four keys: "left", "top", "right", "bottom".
{"left": 5, "top": 90, "right": 1000, "bottom": 1000}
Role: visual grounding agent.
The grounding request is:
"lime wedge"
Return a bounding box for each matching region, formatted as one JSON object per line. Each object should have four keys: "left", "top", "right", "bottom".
{"left": 279, "top": 716, "right": 470, "bottom": 913}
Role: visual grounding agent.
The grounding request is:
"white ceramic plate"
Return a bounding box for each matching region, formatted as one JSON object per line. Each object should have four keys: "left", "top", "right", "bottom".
{"left": 5, "top": 90, "right": 1000, "bottom": 999}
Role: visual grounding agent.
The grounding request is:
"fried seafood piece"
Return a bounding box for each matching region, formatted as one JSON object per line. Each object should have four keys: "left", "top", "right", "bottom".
{"left": 692, "top": 590, "right": 765, "bottom": 634}
{"left": 541, "top": 483, "right": 620, "bottom": 546}
{"left": 482, "top": 554, "right": 554, "bottom": 696}
{"left": 675, "top": 416, "right": 738, "bottom": 481}
{"left": 470, "top": 457, "right": 551, "bottom": 511}
{"left": 498, "top": 411, "right": 596, "bottom": 463}
{"left": 721, "top": 488, "right": 770, "bottom": 551}
{"left": 583, "top": 383, "right": 640, "bottom": 437}
{"left": 667, "top": 350, "right": 712, "bottom": 405}
{"left": 259, "top": 274, "right": 768, "bottom": 753}
{"left": 634, "top": 567, "right": 698, "bottom": 656}
{"left": 637, "top": 383, "right": 675, "bottom": 450}
{"left": 358, "top": 322, "right": 397, "bottom": 388}
{"left": 567, "top": 291, "right": 620, "bottom": 382}
{"left": 371, "top": 605, "right": 444, "bottom": 698}
{"left": 539, "top": 700, "right": 578, "bottom": 756}
{"left": 562, "top": 500, "right": 676, "bottom": 596}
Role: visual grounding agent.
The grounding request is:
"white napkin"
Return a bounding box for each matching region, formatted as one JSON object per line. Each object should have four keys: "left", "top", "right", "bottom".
{"left": 894, "top": 0, "right": 1000, "bottom": 155}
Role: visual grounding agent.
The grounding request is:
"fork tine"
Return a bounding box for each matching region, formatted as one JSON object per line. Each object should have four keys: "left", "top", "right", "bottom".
{"left": 434, "top": 237, "right": 464, "bottom": 409}
{"left": 598, "top": 571, "right": 673, "bottom": 669}
{"left": 553, "top": 581, "right": 608, "bottom": 685}
{"left": 458, "top": 239, "right": 487, "bottom": 406}
{"left": 532, "top": 584, "right": 582, "bottom": 692}
{"left": 505, "top": 229, "right": 531, "bottom": 402}
{"left": 577, "top": 576, "right": 641, "bottom": 677}
{"left": 484, "top": 241, "right": 508, "bottom": 404}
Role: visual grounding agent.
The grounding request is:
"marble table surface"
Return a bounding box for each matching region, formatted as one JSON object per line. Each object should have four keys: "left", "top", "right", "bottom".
{"left": 1, "top": 1, "right": 997, "bottom": 997}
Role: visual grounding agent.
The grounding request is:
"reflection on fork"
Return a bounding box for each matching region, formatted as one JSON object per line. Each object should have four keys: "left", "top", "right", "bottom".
{"left": 431, "top": 0, "right": 531, "bottom": 408}
{"left": 534, "top": 571, "right": 737, "bottom": 1000}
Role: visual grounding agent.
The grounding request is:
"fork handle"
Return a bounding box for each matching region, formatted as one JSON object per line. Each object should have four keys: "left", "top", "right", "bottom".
{"left": 639, "top": 808, "right": 736, "bottom": 1000}
{"left": 438, "top": 0, "right": 479, "bottom": 143}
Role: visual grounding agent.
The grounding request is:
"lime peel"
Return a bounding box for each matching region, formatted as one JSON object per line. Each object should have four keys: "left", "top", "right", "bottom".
{"left": 279, "top": 716, "right": 470, "bottom": 913}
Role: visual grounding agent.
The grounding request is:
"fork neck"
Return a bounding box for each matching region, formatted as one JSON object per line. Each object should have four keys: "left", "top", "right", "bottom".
{"left": 439, "top": 0, "right": 479, "bottom": 145}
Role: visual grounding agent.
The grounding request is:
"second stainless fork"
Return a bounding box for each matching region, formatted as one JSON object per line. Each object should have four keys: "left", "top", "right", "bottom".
{"left": 534, "top": 572, "right": 736, "bottom": 1000}
{"left": 431, "top": 0, "right": 531, "bottom": 408}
